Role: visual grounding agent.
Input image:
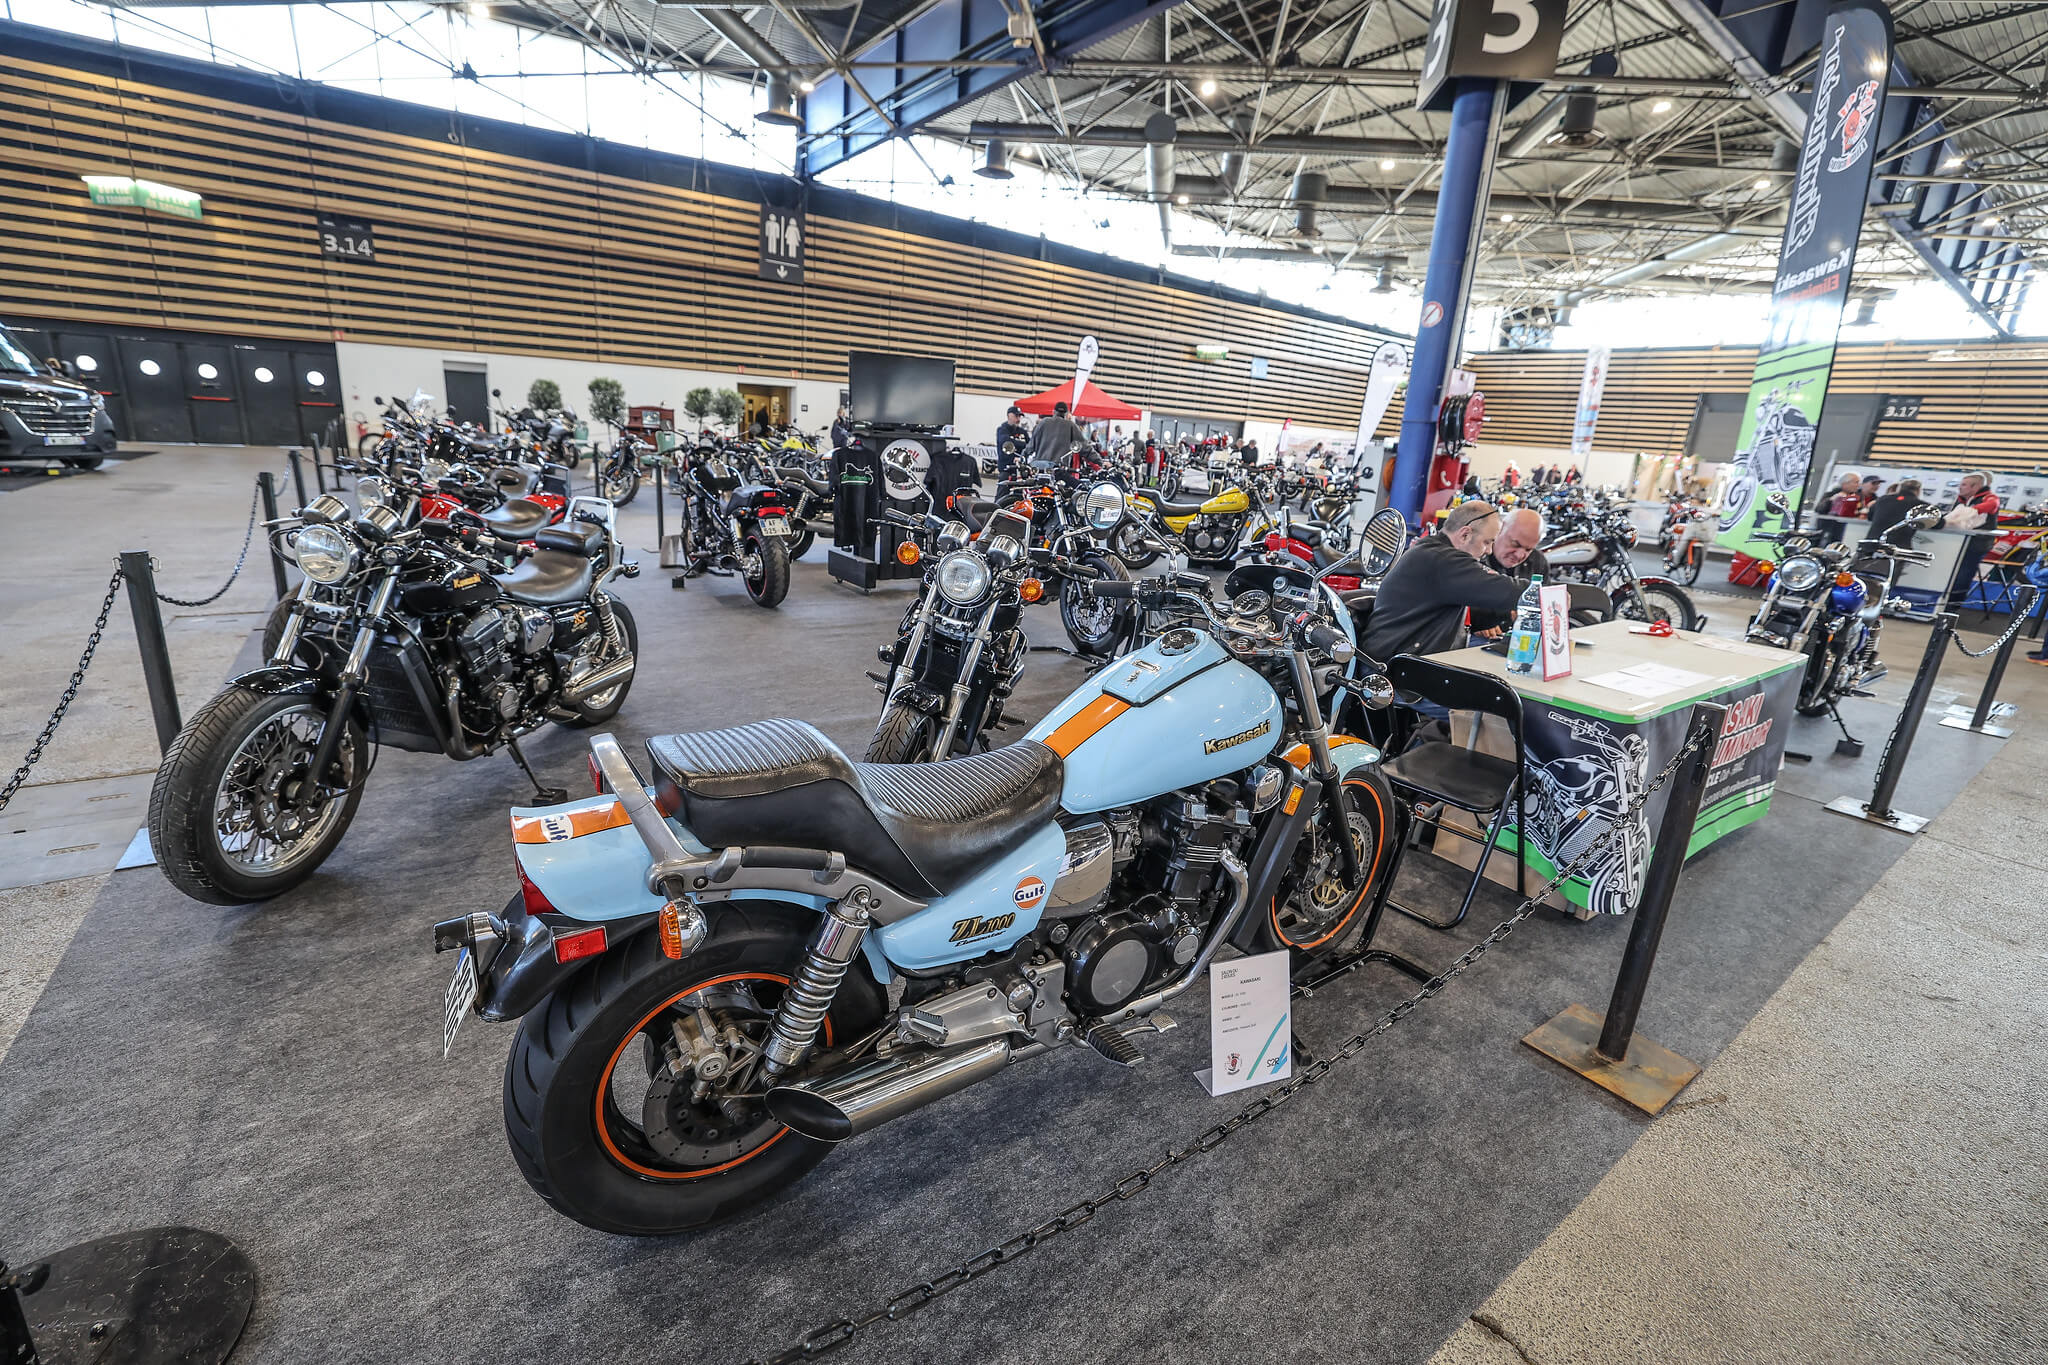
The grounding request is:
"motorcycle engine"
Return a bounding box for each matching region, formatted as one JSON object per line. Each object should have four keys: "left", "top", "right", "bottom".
{"left": 1187, "top": 517, "right": 1232, "bottom": 554}
{"left": 456, "top": 606, "right": 532, "bottom": 721}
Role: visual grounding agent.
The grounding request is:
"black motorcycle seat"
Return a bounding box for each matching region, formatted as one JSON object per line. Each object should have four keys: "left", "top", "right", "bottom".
{"left": 497, "top": 549, "right": 594, "bottom": 605}
{"left": 1131, "top": 487, "right": 1208, "bottom": 518}
{"left": 534, "top": 522, "right": 604, "bottom": 557}
{"left": 781, "top": 469, "right": 831, "bottom": 498}
{"left": 1338, "top": 588, "right": 1375, "bottom": 608}
{"left": 1291, "top": 523, "right": 1325, "bottom": 548}
{"left": 646, "top": 719, "right": 1064, "bottom": 900}
{"left": 481, "top": 499, "right": 551, "bottom": 535}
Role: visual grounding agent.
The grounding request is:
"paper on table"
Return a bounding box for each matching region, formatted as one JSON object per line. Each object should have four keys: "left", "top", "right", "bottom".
{"left": 1581, "top": 661, "right": 1713, "bottom": 699}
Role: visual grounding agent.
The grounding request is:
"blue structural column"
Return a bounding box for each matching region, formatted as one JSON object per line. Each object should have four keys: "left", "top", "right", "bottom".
{"left": 1391, "top": 79, "right": 1499, "bottom": 526}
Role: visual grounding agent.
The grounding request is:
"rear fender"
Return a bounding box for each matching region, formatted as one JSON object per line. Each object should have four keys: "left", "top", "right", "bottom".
{"left": 509, "top": 793, "right": 894, "bottom": 987}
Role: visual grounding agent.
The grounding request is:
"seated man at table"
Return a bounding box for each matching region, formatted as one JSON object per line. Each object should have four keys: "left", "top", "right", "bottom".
{"left": 1470, "top": 508, "right": 1547, "bottom": 635}
{"left": 1363, "top": 502, "right": 1527, "bottom": 730}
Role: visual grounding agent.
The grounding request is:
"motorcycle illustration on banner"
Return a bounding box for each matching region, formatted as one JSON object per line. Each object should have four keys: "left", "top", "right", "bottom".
{"left": 1520, "top": 713, "right": 1651, "bottom": 917}
{"left": 1716, "top": 0, "right": 1892, "bottom": 560}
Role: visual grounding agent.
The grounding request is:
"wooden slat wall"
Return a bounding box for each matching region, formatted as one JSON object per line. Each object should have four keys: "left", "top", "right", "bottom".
{"left": 1469, "top": 341, "right": 2048, "bottom": 474}
{"left": 0, "top": 55, "right": 1394, "bottom": 428}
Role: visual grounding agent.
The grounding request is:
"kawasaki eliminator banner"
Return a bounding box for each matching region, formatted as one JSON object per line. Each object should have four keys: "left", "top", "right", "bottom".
{"left": 1716, "top": 0, "right": 1893, "bottom": 559}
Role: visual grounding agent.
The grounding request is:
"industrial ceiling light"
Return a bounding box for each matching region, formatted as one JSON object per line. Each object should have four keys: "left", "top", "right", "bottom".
{"left": 756, "top": 75, "right": 801, "bottom": 126}
{"left": 1199, "top": 78, "right": 1218, "bottom": 98}
{"left": 1983, "top": 216, "right": 2001, "bottom": 230}
{"left": 1500, "top": 212, "right": 1515, "bottom": 223}
{"left": 1945, "top": 155, "right": 1964, "bottom": 169}
{"left": 1175, "top": 192, "right": 1190, "bottom": 204}
{"left": 1379, "top": 158, "right": 1396, "bottom": 171}
{"left": 1753, "top": 177, "right": 1771, "bottom": 191}
{"left": 1545, "top": 90, "right": 1604, "bottom": 148}
{"left": 1652, "top": 98, "right": 1672, "bottom": 114}
{"left": 975, "top": 138, "right": 1014, "bottom": 179}
{"left": 1372, "top": 265, "right": 1395, "bottom": 294}
{"left": 1852, "top": 296, "right": 1878, "bottom": 326}
{"left": 798, "top": 78, "right": 815, "bottom": 93}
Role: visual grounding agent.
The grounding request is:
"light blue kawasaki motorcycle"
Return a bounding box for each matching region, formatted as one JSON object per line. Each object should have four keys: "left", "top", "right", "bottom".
{"left": 434, "top": 580, "right": 1400, "bottom": 1235}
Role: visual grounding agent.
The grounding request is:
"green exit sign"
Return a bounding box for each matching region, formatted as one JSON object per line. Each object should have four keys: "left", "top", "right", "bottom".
{"left": 82, "top": 175, "right": 204, "bottom": 220}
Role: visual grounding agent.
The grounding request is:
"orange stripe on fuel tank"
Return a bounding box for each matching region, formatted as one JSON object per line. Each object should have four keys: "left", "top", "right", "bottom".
{"left": 1043, "top": 695, "right": 1131, "bottom": 757}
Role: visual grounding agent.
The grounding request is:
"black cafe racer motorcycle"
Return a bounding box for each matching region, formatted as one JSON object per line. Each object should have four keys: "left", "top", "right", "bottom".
{"left": 149, "top": 479, "right": 640, "bottom": 904}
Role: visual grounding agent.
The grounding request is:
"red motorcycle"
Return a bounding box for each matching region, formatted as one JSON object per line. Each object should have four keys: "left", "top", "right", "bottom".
{"left": 1262, "top": 525, "right": 1362, "bottom": 591}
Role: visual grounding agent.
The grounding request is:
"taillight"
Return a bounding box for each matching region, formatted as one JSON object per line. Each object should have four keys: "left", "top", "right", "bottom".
{"left": 518, "top": 864, "right": 555, "bottom": 916}
{"left": 588, "top": 753, "right": 606, "bottom": 795}
{"left": 551, "top": 925, "right": 607, "bottom": 964}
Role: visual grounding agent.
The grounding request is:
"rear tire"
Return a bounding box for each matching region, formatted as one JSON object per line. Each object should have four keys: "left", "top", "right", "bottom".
{"left": 1621, "top": 582, "right": 1700, "bottom": 632}
{"left": 745, "top": 535, "right": 791, "bottom": 608}
{"left": 147, "top": 686, "right": 366, "bottom": 905}
{"left": 559, "top": 597, "right": 638, "bottom": 727}
{"left": 501, "top": 906, "right": 885, "bottom": 1236}
{"left": 865, "top": 700, "right": 941, "bottom": 763}
{"left": 789, "top": 526, "right": 817, "bottom": 561}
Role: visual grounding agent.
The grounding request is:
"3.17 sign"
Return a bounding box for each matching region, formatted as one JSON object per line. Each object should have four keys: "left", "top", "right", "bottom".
{"left": 317, "top": 215, "right": 375, "bottom": 262}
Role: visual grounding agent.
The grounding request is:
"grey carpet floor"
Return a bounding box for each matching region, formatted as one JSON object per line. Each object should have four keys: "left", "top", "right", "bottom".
{"left": 0, "top": 557, "right": 2003, "bottom": 1365}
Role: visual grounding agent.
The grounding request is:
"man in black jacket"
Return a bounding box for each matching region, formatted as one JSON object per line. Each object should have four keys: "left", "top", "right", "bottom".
{"left": 1363, "top": 500, "right": 1526, "bottom": 667}
{"left": 1471, "top": 508, "right": 1548, "bottom": 634}
{"left": 995, "top": 405, "right": 1028, "bottom": 477}
{"left": 1028, "top": 401, "right": 1083, "bottom": 466}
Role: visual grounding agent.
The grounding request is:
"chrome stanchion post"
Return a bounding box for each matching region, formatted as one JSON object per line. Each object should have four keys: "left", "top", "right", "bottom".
{"left": 1522, "top": 702, "right": 1722, "bottom": 1114}
{"left": 1941, "top": 585, "right": 2038, "bottom": 739}
{"left": 119, "top": 550, "right": 183, "bottom": 753}
{"left": 1827, "top": 612, "right": 1953, "bottom": 834}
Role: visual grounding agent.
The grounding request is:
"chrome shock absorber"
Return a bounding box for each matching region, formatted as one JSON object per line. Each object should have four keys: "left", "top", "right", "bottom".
{"left": 759, "top": 888, "right": 874, "bottom": 1081}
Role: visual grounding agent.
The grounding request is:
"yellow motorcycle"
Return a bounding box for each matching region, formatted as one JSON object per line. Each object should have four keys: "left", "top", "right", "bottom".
{"left": 1127, "top": 473, "right": 1289, "bottom": 567}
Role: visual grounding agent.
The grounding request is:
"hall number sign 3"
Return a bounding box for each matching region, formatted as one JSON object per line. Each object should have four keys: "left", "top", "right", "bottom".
{"left": 1416, "top": 0, "right": 1567, "bottom": 110}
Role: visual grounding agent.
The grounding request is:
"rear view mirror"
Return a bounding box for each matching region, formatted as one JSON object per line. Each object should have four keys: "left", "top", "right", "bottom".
{"left": 491, "top": 388, "right": 501, "bottom": 397}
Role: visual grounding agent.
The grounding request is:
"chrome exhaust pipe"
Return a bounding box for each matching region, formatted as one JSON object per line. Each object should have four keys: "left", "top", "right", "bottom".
{"left": 766, "top": 1037, "right": 1011, "bottom": 1143}
{"left": 561, "top": 654, "right": 636, "bottom": 705}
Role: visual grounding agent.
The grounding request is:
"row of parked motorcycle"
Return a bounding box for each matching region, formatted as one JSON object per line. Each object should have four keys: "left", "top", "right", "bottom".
{"left": 142, "top": 395, "right": 1818, "bottom": 1239}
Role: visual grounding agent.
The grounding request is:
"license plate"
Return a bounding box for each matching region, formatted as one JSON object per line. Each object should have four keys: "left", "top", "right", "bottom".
{"left": 443, "top": 945, "right": 478, "bottom": 1057}
{"left": 758, "top": 516, "right": 790, "bottom": 536}
{"left": 44, "top": 435, "right": 84, "bottom": 447}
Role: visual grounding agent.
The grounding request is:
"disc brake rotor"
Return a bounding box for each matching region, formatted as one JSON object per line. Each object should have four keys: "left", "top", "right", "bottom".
{"left": 635, "top": 986, "right": 781, "bottom": 1168}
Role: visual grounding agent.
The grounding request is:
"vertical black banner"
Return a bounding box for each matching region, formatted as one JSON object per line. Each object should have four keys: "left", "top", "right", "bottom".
{"left": 1716, "top": 1, "right": 1894, "bottom": 557}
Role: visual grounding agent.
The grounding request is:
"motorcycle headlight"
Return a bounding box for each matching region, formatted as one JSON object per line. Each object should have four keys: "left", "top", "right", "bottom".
{"left": 1085, "top": 482, "right": 1125, "bottom": 530}
{"left": 936, "top": 551, "right": 992, "bottom": 605}
{"left": 419, "top": 457, "right": 450, "bottom": 480}
{"left": 1778, "top": 556, "right": 1824, "bottom": 592}
{"left": 293, "top": 524, "right": 356, "bottom": 584}
{"left": 355, "top": 475, "right": 391, "bottom": 512}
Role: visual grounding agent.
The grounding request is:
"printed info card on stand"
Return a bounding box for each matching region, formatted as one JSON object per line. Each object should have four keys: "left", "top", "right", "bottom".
{"left": 1196, "top": 950, "right": 1293, "bottom": 1096}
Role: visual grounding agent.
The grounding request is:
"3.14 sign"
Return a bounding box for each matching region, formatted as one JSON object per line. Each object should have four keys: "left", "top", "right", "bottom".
{"left": 317, "top": 215, "right": 376, "bottom": 262}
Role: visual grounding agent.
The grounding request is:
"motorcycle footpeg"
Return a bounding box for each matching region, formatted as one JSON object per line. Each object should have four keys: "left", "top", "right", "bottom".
{"left": 1079, "top": 1021, "right": 1146, "bottom": 1068}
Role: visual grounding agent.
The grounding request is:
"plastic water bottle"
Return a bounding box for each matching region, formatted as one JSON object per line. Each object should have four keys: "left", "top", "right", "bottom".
{"left": 1506, "top": 574, "right": 1544, "bottom": 675}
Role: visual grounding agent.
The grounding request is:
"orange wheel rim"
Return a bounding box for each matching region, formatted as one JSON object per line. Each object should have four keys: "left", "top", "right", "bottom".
{"left": 593, "top": 970, "right": 834, "bottom": 1181}
{"left": 1272, "top": 777, "right": 1389, "bottom": 951}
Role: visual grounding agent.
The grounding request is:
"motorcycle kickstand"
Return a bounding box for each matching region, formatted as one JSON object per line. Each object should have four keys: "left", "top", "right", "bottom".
{"left": 506, "top": 736, "right": 569, "bottom": 804}
{"left": 1826, "top": 702, "right": 1864, "bottom": 758}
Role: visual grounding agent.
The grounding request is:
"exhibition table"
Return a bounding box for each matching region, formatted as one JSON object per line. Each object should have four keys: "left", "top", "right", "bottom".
{"left": 1422, "top": 621, "right": 1805, "bottom": 917}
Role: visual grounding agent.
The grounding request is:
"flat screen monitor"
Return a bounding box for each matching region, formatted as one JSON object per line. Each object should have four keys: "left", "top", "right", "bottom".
{"left": 849, "top": 351, "right": 955, "bottom": 427}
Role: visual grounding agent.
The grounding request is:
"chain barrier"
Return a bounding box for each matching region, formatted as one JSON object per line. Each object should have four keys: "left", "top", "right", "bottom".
{"left": 1948, "top": 601, "right": 2034, "bottom": 660}
{"left": 154, "top": 480, "right": 263, "bottom": 608}
{"left": 0, "top": 566, "right": 124, "bottom": 816}
{"left": 743, "top": 726, "right": 1718, "bottom": 1365}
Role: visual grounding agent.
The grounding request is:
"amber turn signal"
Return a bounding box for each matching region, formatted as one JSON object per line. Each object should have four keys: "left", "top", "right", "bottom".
{"left": 1835, "top": 572, "right": 1857, "bottom": 587}
{"left": 1019, "top": 577, "right": 1044, "bottom": 603}
{"left": 1758, "top": 561, "right": 1775, "bottom": 576}
{"left": 658, "top": 904, "right": 686, "bottom": 959}
{"left": 895, "top": 541, "right": 921, "bottom": 566}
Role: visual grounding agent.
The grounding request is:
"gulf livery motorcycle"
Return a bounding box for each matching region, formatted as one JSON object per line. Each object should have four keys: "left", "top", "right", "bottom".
{"left": 1743, "top": 491, "right": 1942, "bottom": 717}
{"left": 434, "top": 584, "right": 1400, "bottom": 1234}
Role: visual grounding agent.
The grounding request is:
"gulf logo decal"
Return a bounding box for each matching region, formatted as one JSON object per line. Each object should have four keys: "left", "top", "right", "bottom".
{"left": 511, "top": 801, "right": 632, "bottom": 845}
{"left": 1013, "top": 876, "right": 1047, "bottom": 910}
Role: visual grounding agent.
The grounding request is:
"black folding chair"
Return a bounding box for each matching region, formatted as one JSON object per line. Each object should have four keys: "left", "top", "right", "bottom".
{"left": 1377, "top": 654, "right": 1526, "bottom": 932}
{"left": 1566, "top": 582, "right": 1615, "bottom": 625}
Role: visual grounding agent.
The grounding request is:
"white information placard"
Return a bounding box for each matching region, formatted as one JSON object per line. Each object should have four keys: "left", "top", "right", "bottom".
{"left": 1196, "top": 950, "right": 1293, "bottom": 1096}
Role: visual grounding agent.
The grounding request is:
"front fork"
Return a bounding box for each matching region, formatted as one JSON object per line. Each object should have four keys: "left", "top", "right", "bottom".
{"left": 931, "top": 609, "right": 996, "bottom": 759}
{"left": 1288, "top": 649, "right": 1364, "bottom": 890}
{"left": 296, "top": 569, "right": 396, "bottom": 813}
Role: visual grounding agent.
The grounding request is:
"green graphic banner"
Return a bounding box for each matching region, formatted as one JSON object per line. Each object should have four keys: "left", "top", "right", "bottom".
{"left": 1716, "top": 1, "right": 1893, "bottom": 559}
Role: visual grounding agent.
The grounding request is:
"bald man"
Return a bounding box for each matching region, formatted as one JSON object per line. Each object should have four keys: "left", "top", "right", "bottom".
{"left": 1362, "top": 500, "right": 1526, "bottom": 665}
{"left": 1473, "top": 508, "right": 1548, "bottom": 634}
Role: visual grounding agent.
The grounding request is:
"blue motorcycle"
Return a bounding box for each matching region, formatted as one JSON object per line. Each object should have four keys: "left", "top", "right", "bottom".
{"left": 435, "top": 581, "right": 1399, "bottom": 1234}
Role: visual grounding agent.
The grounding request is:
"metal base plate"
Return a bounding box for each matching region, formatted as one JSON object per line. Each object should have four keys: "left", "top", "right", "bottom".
{"left": 1824, "top": 794, "right": 1931, "bottom": 834}
{"left": 18, "top": 1226, "right": 255, "bottom": 1365}
{"left": 1521, "top": 1003, "right": 1701, "bottom": 1116}
{"left": 1938, "top": 716, "right": 2016, "bottom": 738}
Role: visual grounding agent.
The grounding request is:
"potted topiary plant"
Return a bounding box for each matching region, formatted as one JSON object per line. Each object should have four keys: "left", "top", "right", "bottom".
{"left": 588, "top": 377, "right": 626, "bottom": 428}
{"left": 526, "top": 378, "right": 562, "bottom": 412}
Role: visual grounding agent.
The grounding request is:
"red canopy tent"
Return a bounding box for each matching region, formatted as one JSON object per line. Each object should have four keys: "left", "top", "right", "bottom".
{"left": 1014, "top": 379, "right": 1142, "bottom": 422}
